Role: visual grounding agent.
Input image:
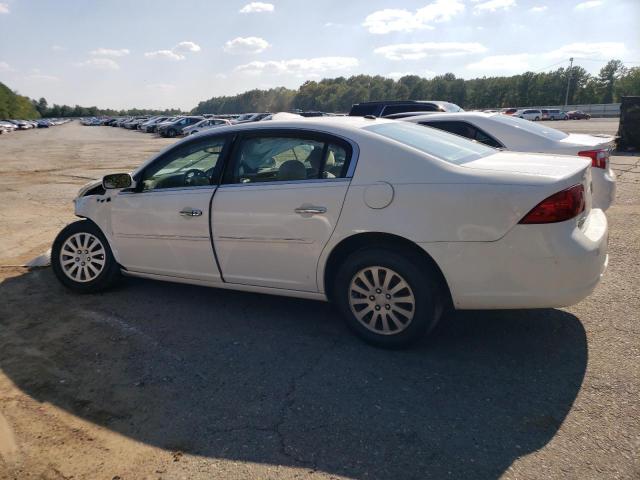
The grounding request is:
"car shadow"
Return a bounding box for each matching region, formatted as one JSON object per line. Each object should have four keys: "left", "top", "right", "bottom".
{"left": 0, "top": 269, "right": 588, "bottom": 479}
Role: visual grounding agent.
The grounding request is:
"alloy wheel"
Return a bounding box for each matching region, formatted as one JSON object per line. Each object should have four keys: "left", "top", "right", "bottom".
{"left": 348, "top": 266, "right": 416, "bottom": 335}
{"left": 59, "top": 232, "right": 106, "bottom": 283}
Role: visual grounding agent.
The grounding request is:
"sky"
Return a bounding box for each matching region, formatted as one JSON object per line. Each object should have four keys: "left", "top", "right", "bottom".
{"left": 0, "top": 0, "right": 638, "bottom": 110}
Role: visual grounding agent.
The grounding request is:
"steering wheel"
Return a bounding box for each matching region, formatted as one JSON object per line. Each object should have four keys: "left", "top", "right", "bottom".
{"left": 183, "top": 169, "right": 209, "bottom": 186}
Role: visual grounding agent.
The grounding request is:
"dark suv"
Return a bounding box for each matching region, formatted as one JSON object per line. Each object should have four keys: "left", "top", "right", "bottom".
{"left": 349, "top": 100, "right": 463, "bottom": 117}
{"left": 157, "top": 116, "right": 204, "bottom": 137}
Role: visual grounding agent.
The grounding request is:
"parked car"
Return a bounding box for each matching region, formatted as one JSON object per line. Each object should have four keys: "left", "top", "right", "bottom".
{"left": 143, "top": 117, "right": 173, "bottom": 133}
{"left": 139, "top": 116, "right": 167, "bottom": 132}
{"left": 383, "top": 111, "right": 440, "bottom": 120}
{"left": 7, "top": 119, "right": 31, "bottom": 130}
{"left": 157, "top": 116, "right": 204, "bottom": 137}
{"left": 183, "top": 118, "right": 231, "bottom": 135}
{"left": 403, "top": 112, "right": 616, "bottom": 210}
{"left": 567, "top": 110, "right": 591, "bottom": 120}
{"left": 0, "top": 120, "right": 17, "bottom": 133}
{"left": 37, "top": 120, "right": 50, "bottom": 128}
{"left": 349, "top": 100, "right": 463, "bottom": 117}
{"left": 51, "top": 117, "right": 608, "bottom": 348}
{"left": 514, "top": 109, "right": 542, "bottom": 121}
{"left": 232, "top": 112, "right": 271, "bottom": 124}
{"left": 545, "top": 109, "right": 568, "bottom": 120}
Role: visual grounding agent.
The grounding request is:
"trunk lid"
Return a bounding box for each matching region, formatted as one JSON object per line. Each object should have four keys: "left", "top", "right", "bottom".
{"left": 559, "top": 133, "right": 615, "bottom": 150}
{"left": 462, "top": 151, "right": 591, "bottom": 179}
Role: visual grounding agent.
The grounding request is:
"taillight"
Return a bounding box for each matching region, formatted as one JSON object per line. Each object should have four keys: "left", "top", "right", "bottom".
{"left": 519, "top": 184, "right": 585, "bottom": 224}
{"left": 578, "top": 149, "right": 608, "bottom": 169}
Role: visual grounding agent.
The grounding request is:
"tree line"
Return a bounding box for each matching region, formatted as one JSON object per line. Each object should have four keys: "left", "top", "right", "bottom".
{"left": 1, "top": 82, "right": 184, "bottom": 119}
{"left": 3, "top": 59, "right": 639, "bottom": 119}
{"left": 193, "top": 59, "right": 639, "bottom": 114}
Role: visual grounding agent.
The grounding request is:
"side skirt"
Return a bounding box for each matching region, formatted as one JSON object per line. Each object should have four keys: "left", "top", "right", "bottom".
{"left": 121, "top": 269, "right": 329, "bottom": 302}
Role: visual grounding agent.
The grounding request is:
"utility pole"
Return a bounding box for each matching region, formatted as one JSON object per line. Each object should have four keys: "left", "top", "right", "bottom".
{"left": 564, "top": 57, "right": 574, "bottom": 106}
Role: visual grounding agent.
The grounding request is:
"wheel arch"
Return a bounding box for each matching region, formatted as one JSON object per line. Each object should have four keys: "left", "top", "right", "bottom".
{"left": 322, "top": 232, "right": 452, "bottom": 306}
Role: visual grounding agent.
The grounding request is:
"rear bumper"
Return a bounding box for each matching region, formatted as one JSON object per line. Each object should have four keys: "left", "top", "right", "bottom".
{"left": 423, "top": 208, "right": 608, "bottom": 309}
{"left": 591, "top": 168, "right": 616, "bottom": 211}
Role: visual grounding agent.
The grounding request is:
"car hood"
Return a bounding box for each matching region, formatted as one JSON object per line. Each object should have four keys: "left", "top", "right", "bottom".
{"left": 558, "top": 133, "right": 615, "bottom": 149}
{"left": 462, "top": 151, "right": 590, "bottom": 179}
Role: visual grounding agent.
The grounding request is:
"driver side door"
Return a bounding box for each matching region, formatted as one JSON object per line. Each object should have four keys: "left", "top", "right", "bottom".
{"left": 109, "top": 135, "right": 229, "bottom": 282}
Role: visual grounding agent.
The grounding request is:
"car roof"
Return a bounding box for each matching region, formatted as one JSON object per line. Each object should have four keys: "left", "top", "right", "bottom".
{"left": 185, "top": 115, "right": 394, "bottom": 142}
{"left": 404, "top": 111, "right": 500, "bottom": 123}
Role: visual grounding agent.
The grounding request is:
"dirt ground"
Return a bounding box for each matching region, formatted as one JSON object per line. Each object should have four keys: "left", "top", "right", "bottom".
{"left": 0, "top": 121, "right": 638, "bottom": 479}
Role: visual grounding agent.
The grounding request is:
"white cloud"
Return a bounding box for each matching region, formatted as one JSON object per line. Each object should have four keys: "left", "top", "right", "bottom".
{"left": 25, "top": 74, "right": 60, "bottom": 82}
{"left": 224, "top": 37, "right": 270, "bottom": 55}
{"left": 466, "top": 42, "right": 627, "bottom": 73}
{"left": 144, "top": 41, "right": 201, "bottom": 61}
{"left": 574, "top": 0, "right": 602, "bottom": 10}
{"left": 374, "top": 42, "right": 487, "bottom": 61}
{"left": 466, "top": 54, "right": 531, "bottom": 72}
{"left": 173, "top": 41, "right": 201, "bottom": 53}
{"left": 529, "top": 5, "right": 548, "bottom": 12}
{"left": 236, "top": 56, "right": 359, "bottom": 77}
{"left": 546, "top": 42, "right": 625, "bottom": 59}
{"left": 90, "top": 48, "right": 130, "bottom": 57}
{"left": 0, "top": 61, "right": 14, "bottom": 72}
{"left": 145, "top": 50, "right": 183, "bottom": 61}
{"left": 387, "top": 70, "right": 436, "bottom": 80}
{"left": 0, "top": 3, "right": 9, "bottom": 14}
{"left": 239, "top": 2, "right": 274, "bottom": 13}
{"left": 76, "top": 58, "right": 120, "bottom": 70}
{"left": 51, "top": 45, "right": 66, "bottom": 52}
{"left": 363, "top": 0, "right": 465, "bottom": 34}
{"left": 146, "top": 83, "right": 176, "bottom": 93}
{"left": 473, "top": 0, "right": 516, "bottom": 13}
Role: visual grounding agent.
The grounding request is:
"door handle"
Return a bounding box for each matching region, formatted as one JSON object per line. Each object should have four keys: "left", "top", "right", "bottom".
{"left": 179, "top": 208, "right": 202, "bottom": 217}
{"left": 294, "top": 206, "right": 327, "bottom": 215}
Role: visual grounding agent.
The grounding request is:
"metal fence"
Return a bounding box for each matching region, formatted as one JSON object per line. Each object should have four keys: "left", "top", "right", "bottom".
{"left": 519, "top": 103, "right": 621, "bottom": 118}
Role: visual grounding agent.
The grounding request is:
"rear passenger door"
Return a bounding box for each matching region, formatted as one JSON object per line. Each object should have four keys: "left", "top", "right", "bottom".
{"left": 211, "top": 130, "right": 354, "bottom": 291}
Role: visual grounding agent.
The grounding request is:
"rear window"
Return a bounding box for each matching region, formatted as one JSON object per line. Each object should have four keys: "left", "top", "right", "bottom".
{"left": 492, "top": 114, "right": 568, "bottom": 140}
{"left": 364, "top": 122, "right": 495, "bottom": 165}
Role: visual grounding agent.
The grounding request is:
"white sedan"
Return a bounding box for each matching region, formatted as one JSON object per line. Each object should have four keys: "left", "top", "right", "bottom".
{"left": 403, "top": 112, "right": 616, "bottom": 210}
{"left": 52, "top": 117, "right": 608, "bottom": 348}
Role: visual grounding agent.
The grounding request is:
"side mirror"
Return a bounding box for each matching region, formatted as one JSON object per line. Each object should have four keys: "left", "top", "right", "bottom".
{"left": 103, "top": 173, "right": 133, "bottom": 189}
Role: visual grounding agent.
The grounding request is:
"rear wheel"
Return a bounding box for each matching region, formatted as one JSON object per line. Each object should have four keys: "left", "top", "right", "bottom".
{"left": 52, "top": 220, "right": 121, "bottom": 293}
{"left": 333, "top": 248, "right": 444, "bottom": 348}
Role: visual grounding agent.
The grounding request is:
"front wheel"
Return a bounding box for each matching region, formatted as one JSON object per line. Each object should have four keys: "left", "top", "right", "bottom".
{"left": 51, "top": 220, "right": 121, "bottom": 293}
{"left": 333, "top": 248, "right": 444, "bottom": 348}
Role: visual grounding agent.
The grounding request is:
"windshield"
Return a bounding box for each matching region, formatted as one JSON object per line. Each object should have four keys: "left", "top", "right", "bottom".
{"left": 491, "top": 114, "right": 568, "bottom": 140}
{"left": 365, "top": 121, "right": 495, "bottom": 165}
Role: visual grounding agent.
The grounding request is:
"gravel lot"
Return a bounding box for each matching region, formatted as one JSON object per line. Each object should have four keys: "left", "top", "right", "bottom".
{"left": 0, "top": 121, "right": 638, "bottom": 480}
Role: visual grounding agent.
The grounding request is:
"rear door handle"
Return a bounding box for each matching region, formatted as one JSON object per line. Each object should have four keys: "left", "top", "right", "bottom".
{"left": 179, "top": 208, "right": 202, "bottom": 217}
{"left": 295, "top": 206, "right": 327, "bottom": 215}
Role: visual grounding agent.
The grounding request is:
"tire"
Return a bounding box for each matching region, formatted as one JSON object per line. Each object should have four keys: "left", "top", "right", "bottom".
{"left": 333, "top": 248, "right": 444, "bottom": 348}
{"left": 534, "top": 116, "right": 540, "bottom": 121}
{"left": 167, "top": 129, "right": 176, "bottom": 138}
{"left": 51, "top": 220, "right": 121, "bottom": 293}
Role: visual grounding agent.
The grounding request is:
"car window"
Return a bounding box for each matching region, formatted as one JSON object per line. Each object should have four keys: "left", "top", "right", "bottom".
{"left": 366, "top": 121, "right": 495, "bottom": 165}
{"left": 141, "top": 137, "right": 227, "bottom": 191}
{"left": 491, "top": 114, "right": 568, "bottom": 140}
{"left": 225, "top": 135, "right": 350, "bottom": 184}
{"left": 421, "top": 121, "right": 474, "bottom": 139}
{"left": 422, "top": 121, "right": 503, "bottom": 149}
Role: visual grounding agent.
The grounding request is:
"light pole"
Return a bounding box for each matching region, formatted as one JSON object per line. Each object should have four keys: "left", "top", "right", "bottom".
{"left": 564, "top": 57, "right": 574, "bottom": 106}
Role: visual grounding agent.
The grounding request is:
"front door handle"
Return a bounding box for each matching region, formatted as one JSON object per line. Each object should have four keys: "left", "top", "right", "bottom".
{"left": 294, "top": 206, "right": 327, "bottom": 215}
{"left": 179, "top": 208, "right": 202, "bottom": 217}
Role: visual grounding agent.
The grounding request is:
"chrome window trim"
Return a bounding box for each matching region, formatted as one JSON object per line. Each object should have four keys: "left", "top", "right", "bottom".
{"left": 216, "top": 177, "right": 351, "bottom": 190}
{"left": 119, "top": 185, "right": 217, "bottom": 196}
